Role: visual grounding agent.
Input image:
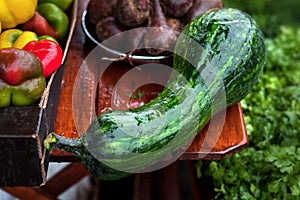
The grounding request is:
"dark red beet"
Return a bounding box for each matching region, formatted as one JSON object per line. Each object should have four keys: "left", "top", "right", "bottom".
{"left": 95, "top": 18, "right": 148, "bottom": 57}
{"left": 166, "top": 17, "right": 184, "bottom": 33}
{"left": 115, "top": 0, "right": 150, "bottom": 27}
{"left": 143, "top": 0, "right": 177, "bottom": 55}
{"left": 160, "top": 0, "right": 194, "bottom": 18}
{"left": 127, "top": 28, "right": 148, "bottom": 52}
{"left": 95, "top": 17, "right": 126, "bottom": 41}
{"left": 87, "top": 0, "right": 117, "bottom": 24}
{"left": 185, "top": 0, "right": 223, "bottom": 22}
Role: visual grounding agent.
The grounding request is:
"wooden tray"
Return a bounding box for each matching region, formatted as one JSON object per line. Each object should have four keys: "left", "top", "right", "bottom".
{"left": 0, "top": 0, "right": 78, "bottom": 186}
{"left": 51, "top": 0, "right": 248, "bottom": 163}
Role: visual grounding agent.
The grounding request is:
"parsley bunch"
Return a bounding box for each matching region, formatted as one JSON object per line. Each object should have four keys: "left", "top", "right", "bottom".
{"left": 197, "top": 27, "right": 300, "bottom": 199}
{"left": 222, "top": 0, "right": 300, "bottom": 37}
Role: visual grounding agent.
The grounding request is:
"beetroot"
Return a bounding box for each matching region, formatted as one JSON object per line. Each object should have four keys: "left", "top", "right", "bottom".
{"left": 160, "top": 0, "right": 194, "bottom": 18}
{"left": 143, "top": 0, "right": 178, "bottom": 55}
{"left": 95, "top": 17, "right": 126, "bottom": 41}
{"left": 87, "top": 0, "right": 223, "bottom": 59}
{"left": 185, "top": 0, "right": 223, "bottom": 22}
{"left": 115, "top": 0, "right": 150, "bottom": 27}
{"left": 166, "top": 17, "right": 184, "bottom": 33}
{"left": 87, "top": 0, "right": 117, "bottom": 24}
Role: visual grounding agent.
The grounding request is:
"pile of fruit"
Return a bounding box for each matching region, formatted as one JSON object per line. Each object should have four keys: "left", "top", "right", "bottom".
{"left": 0, "top": 0, "right": 73, "bottom": 107}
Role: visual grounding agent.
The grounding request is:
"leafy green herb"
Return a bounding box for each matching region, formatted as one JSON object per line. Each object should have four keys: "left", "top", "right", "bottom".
{"left": 137, "top": 90, "right": 144, "bottom": 101}
{"left": 197, "top": 26, "right": 300, "bottom": 199}
{"left": 222, "top": 0, "right": 300, "bottom": 37}
{"left": 126, "top": 89, "right": 144, "bottom": 101}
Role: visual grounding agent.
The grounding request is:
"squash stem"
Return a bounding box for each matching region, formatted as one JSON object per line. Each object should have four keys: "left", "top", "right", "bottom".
{"left": 44, "top": 132, "right": 84, "bottom": 155}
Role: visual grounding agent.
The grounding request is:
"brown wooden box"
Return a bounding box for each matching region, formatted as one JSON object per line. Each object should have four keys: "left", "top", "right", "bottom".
{"left": 0, "top": 0, "right": 78, "bottom": 186}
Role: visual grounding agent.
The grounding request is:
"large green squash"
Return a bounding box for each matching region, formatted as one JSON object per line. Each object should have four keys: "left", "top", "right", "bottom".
{"left": 45, "top": 8, "right": 266, "bottom": 180}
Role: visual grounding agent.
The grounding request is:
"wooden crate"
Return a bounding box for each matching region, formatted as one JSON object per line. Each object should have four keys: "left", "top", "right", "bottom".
{"left": 0, "top": 0, "right": 78, "bottom": 186}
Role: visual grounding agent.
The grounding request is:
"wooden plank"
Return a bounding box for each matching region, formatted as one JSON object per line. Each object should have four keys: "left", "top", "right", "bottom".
{"left": 1, "top": 163, "right": 88, "bottom": 199}
{"left": 133, "top": 173, "right": 153, "bottom": 200}
{"left": 53, "top": 0, "right": 93, "bottom": 139}
{"left": 132, "top": 161, "right": 207, "bottom": 200}
{"left": 1, "top": 187, "right": 56, "bottom": 200}
{"left": 41, "top": 163, "right": 89, "bottom": 197}
{"left": 154, "top": 163, "right": 181, "bottom": 200}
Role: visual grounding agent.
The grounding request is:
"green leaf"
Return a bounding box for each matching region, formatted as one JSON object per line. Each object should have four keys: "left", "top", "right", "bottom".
{"left": 291, "top": 185, "right": 300, "bottom": 197}
{"left": 268, "top": 179, "right": 281, "bottom": 193}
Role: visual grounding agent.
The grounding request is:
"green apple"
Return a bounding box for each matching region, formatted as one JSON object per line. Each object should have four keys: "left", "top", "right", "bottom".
{"left": 38, "top": 0, "right": 74, "bottom": 11}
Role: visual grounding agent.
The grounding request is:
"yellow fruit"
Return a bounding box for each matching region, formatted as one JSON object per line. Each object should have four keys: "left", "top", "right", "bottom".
{"left": 0, "top": 29, "right": 38, "bottom": 49}
{"left": 0, "top": 29, "right": 23, "bottom": 48}
{"left": 13, "top": 31, "right": 38, "bottom": 49}
{"left": 0, "top": 0, "right": 37, "bottom": 29}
